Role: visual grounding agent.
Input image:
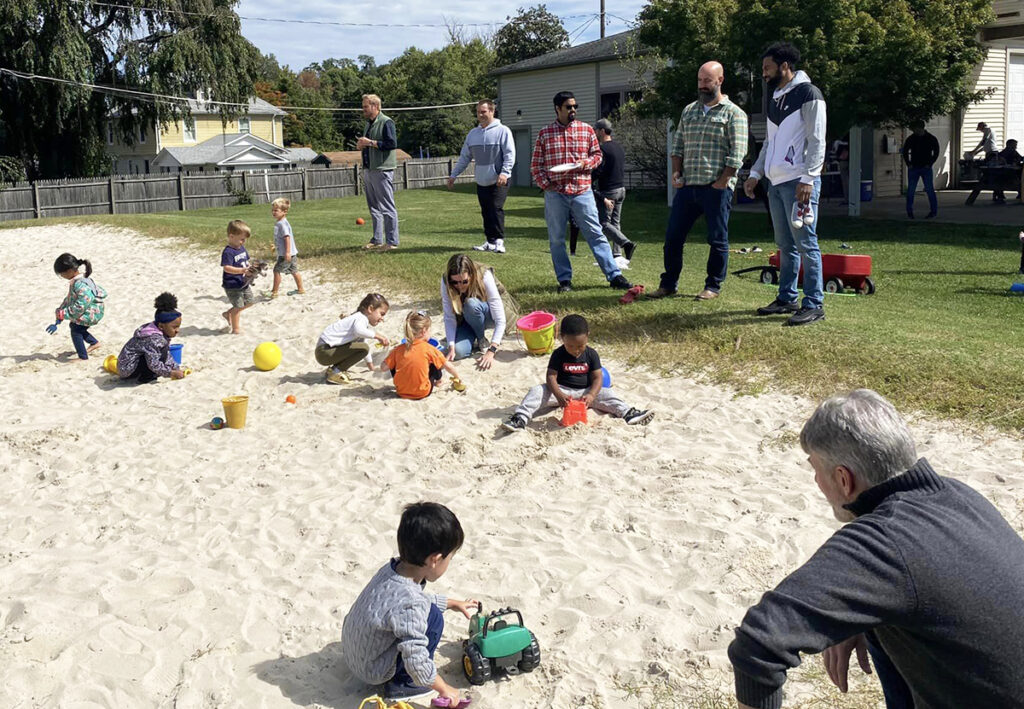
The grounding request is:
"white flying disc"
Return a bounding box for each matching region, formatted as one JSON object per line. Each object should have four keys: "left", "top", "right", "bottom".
{"left": 548, "top": 162, "right": 578, "bottom": 173}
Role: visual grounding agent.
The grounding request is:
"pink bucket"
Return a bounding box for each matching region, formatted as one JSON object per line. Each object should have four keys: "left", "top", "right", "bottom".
{"left": 516, "top": 311, "right": 557, "bottom": 355}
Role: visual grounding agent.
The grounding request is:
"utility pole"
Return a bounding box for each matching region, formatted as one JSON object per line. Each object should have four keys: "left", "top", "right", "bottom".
{"left": 600, "top": 0, "right": 605, "bottom": 37}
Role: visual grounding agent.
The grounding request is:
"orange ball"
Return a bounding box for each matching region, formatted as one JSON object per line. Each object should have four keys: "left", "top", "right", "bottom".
{"left": 356, "top": 217, "right": 365, "bottom": 225}
{"left": 285, "top": 394, "right": 296, "bottom": 404}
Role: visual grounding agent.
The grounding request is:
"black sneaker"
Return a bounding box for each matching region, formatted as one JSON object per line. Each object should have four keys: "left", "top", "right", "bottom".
{"left": 623, "top": 408, "right": 655, "bottom": 426}
{"left": 384, "top": 680, "right": 433, "bottom": 703}
{"left": 501, "top": 414, "right": 528, "bottom": 432}
{"left": 622, "top": 241, "right": 637, "bottom": 261}
{"left": 785, "top": 307, "right": 825, "bottom": 326}
{"left": 756, "top": 299, "right": 800, "bottom": 316}
{"left": 609, "top": 274, "right": 633, "bottom": 290}
{"left": 557, "top": 280, "right": 573, "bottom": 293}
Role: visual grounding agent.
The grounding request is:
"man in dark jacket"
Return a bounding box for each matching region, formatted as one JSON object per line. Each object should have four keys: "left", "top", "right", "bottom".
{"left": 902, "top": 121, "right": 940, "bottom": 219}
{"left": 729, "top": 389, "right": 1024, "bottom": 709}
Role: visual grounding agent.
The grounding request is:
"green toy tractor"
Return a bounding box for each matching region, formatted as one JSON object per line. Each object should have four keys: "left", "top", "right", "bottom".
{"left": 462, "top": 606, "right": 541, "bottom": 685}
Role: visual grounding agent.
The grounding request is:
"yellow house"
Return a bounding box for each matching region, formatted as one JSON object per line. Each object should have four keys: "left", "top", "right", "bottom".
{"left": 107, "top": 96, "right": 287, "bottom": 174}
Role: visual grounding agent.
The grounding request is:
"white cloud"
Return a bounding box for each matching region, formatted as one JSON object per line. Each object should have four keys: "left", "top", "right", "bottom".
{"left": 237, "top": 0, "right": 646, "bottom": 69}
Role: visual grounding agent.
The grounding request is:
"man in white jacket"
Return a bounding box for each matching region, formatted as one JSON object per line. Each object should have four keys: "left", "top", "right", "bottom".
{"left": 744, "top": 42, "right": 827, "bottom": 326}
{"left": 448, "top": 99, "right": 516, "bottom": 253}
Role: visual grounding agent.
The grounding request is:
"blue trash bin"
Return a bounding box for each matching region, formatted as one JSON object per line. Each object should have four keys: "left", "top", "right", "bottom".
{"left": 860, "top": 180, "right": 873, "bottom": 202}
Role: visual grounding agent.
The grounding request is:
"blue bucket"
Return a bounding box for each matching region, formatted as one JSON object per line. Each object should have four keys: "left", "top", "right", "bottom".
{"left": 601, "top": 367, "right": 612, "bottom": 388}
{"left": 400, "top": 338, "right": 442, "bottom": 350}
{"left": 169, "top": 343, "right": 183, "bottom": 365}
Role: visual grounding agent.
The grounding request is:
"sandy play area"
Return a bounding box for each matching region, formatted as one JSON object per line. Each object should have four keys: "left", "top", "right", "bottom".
{"left": 1, "top": 224, "right": 1022, "bottom": 709}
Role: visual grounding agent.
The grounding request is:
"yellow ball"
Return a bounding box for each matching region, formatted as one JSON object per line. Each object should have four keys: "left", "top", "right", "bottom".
{"left": 253, "top": 342, "right": 282, "bottom": 371}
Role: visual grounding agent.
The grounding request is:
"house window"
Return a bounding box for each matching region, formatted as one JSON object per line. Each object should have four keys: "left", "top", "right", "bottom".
{"left": 139, "top": 124, "right": 146, "bottom": 143}
{"left": 144, "top": 159, "right": 150, "bottom": 173}
{"left": 238, "top": 116, "right": 251, "bottom": 134}
{"left": 106, "top": 122, "right": 115, "bottom": 145}
{"left": 183, "top": 117, "right": 197, "bottom": 142}
{"left": 600, "top": 93, "right": 624, "bottom": 119}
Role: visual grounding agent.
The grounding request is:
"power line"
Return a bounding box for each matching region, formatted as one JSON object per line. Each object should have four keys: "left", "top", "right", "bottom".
{"left": 568, "top": 15, "right": 599, "bottom": 44}
{"left": 68, "top": 0, "right": 596, "bottom": 30}
{"left": 0, "top": 68, "right": 482, "bottom": 112}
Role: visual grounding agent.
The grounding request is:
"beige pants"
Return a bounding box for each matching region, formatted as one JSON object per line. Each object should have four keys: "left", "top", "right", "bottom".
{"left": 315, "top": 341, "right": 370, "bottom": 371}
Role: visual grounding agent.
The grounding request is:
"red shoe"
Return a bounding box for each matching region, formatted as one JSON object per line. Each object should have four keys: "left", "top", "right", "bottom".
{"left": 619, "top": 284, "right": 645, "bottom": 304}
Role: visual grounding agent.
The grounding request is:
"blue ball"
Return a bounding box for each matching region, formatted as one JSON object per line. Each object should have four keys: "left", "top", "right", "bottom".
{"left": 601, "top": 367, "right": 611, "bottom": 388}
{"left": 210, "top": 417, "right": 225, "bottom": 430}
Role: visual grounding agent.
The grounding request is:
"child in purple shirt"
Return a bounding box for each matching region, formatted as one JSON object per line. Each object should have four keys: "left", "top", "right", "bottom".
{"left": 221, "top": 220, "right": 255, "bottom": 334}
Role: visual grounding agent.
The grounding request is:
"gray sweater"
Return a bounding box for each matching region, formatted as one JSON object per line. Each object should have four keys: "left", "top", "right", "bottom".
{"left": 728, "top": 459, "right": 1024, "bottom": 708}
{"left": 342, "top": 559, "right": 448, "bottom": 687}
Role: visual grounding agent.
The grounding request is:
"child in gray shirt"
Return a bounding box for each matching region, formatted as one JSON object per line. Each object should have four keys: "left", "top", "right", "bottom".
{"left": 271, "top": 197, "right": 305, "bottom": 297}
{"left": 342, "top": 502, "right": 478, "bottom": 705}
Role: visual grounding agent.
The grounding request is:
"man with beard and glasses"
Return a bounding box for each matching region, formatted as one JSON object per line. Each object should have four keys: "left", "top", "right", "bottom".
{"left": 647, "top": 61, "right": 748, "bottom": 302}
{"left": 744, "top": 42, "right": 827, "bottom": 326}
{"left": 530, "top": 91, "right": 632, "bottom": 293}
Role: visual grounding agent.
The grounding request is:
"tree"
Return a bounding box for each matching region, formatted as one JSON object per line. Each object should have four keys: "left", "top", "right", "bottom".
{"left": 0, "top": 0, "right": 261, "bottom": 178}
{"left": 637, "top": 0, "right": 994, "bottom": 132}
{"left": 493, "top": 5, "right": 569, "bottom": 68}
{"left": 377, "top": 39, "right": 498, "bottom": 156}
{"left": 614, "top": 101, "right": 668, "bottom": 187}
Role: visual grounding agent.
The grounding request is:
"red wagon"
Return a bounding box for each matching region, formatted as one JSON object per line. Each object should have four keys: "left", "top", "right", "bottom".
{"left": 751, "top": 252, "right": 875, "bottom": 295}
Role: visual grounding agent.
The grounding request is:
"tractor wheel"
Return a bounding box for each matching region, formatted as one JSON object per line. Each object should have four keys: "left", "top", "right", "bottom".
{"left": 824, "top": 277, "right": 844, "bottom": 294}
{"left": 859, "top": 277, "right": 876, "bottom": 295}
{"left": 518, "top": 632, "right": 541, "bottom": 672}
{"left": 760, "top": 268, "right": 779, "bottom": 285}
{"left": 463, "top": 643, "right": 491, "bottom": 685}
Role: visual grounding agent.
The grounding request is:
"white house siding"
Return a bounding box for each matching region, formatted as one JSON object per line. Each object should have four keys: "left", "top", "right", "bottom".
{"left": 961, "top": 45, "right": 1010, "bottom": 157}
{"left": 597, "top": 59, "right": 641, "bottom": 89}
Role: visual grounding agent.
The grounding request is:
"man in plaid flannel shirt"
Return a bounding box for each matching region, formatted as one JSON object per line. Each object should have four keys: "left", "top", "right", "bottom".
{"left": 530, "top": 91, "right": 632, "bottom": 293}
{"left": 648, "top": 61, "right": 748, "bottom": 302}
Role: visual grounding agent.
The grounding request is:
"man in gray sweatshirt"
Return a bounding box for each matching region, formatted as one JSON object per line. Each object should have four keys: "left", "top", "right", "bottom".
{"left": 448, "top": 99, "right": 516, "bottom": 254}
{"left": 729, "top": 389, "right": 1024, "bottom": 709}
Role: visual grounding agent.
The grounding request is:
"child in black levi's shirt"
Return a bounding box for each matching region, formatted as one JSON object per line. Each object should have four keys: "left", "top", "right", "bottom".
{"left": 501, "top": 313, "right": 654, "bottom": 432}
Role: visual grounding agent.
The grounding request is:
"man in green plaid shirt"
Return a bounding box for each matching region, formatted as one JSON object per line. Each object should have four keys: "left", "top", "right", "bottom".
{"left": 648, "top": 61, "right": 748, "bottom": 301}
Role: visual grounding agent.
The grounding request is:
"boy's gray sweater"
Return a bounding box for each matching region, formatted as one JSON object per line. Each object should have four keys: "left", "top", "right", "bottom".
{"left": 342, "top": 559, "right": 448, "bottom": 687}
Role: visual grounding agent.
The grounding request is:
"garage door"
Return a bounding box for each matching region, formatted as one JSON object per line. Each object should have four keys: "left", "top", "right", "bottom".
{"left": 1007, "top": 54, "right": 1024, "bottom": 148}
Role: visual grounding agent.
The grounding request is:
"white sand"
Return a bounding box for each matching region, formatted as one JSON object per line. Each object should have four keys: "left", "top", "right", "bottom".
{"left": 1, "top": 224, "right": 1022, "bottom": 708}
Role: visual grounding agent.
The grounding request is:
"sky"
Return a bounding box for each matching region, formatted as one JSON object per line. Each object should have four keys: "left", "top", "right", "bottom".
{"left": 237, "top": 0, "right": 648, "bottom": 71}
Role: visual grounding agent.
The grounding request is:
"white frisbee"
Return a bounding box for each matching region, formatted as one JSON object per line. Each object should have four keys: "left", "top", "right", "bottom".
{"left": 548, "top": 162, "right": 578, "bottom": 173}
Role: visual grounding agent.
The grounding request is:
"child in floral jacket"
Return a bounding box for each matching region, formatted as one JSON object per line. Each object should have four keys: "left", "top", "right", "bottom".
{"left": 50, "top": 252, "right": 107, "bottom": 360}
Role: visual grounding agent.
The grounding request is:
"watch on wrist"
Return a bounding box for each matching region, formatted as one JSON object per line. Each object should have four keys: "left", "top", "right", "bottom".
{"left": 487, "top": 344, "right": 498, "bottom": 353}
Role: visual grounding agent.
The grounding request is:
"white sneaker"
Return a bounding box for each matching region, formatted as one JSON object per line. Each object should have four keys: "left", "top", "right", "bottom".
{"left": 614, "top": 255, "right": 631, "bottom": 270}
{"left": 472, "top": 242, "right": 496, "bottom": 252}
{"left": 494, "top": 239, "right": 506, "bottom": 254}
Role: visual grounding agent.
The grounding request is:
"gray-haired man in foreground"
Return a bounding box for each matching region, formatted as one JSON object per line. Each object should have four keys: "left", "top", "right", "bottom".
{"left": 729, "top": 389, "right": 1024, "bottom": 709}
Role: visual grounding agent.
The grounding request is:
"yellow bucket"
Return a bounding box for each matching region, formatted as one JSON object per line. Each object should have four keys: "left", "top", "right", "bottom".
{"left": 516, "top": 311, "right": 557, "bottom": 356}
{"left": 103, "top": 354, "right": 118, "bottom": 374}
{"left": 221, "top": 396, "right": 249, "bottom": 429}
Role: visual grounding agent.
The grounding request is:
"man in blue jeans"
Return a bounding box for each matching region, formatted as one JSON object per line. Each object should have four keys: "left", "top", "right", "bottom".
{"left": 530, "top": 90, "right": 632, "bottom": 293}
{"left": 901, "top": 121, "right": 939, "bottom": 219}
{"left": 744, "top": 42, "right": 827, "bottom": 326}
{"left": 648, "top": 61, "right": 748, "bottom": 301}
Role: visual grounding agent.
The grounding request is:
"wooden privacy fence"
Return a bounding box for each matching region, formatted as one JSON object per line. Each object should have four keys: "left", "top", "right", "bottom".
{"left": 0, "top": 158, "right": 476, "bottom": 223}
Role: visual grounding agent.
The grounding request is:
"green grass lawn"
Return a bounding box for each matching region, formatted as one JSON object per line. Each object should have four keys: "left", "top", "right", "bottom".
{"left": 6, "top": 186, "right": 1024, "bottom": 432}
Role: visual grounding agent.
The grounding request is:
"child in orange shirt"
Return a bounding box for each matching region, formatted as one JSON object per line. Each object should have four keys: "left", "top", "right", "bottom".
{"left": 385, "top": 312, "right": 460, "bottom": 399}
